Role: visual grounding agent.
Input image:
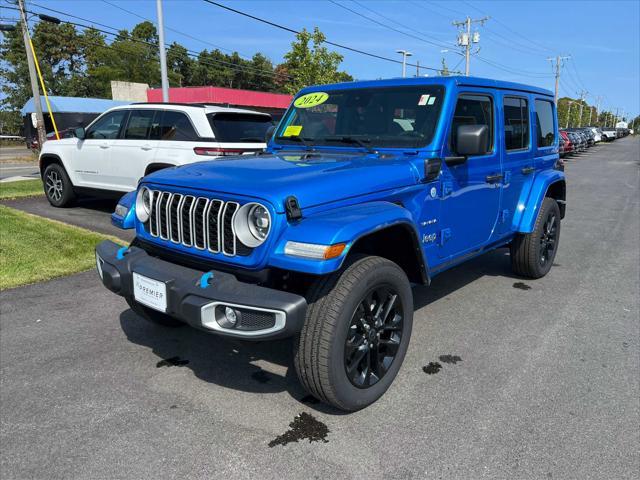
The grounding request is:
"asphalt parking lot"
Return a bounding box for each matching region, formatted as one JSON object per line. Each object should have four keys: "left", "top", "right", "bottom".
{"left": 1, "top": 138, "right": 638, "bottom": 479}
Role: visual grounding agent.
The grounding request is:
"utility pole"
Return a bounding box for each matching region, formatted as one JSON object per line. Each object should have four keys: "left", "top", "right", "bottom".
{"left": 156, "top": 0, "right": 169, "bottom": 102}
{"left": 415, "top": 60, "right": 420, "bottom": 77}
{"left": 17, "top": 0, "right": 45, "bottom": 148}
{"left": 566, "top": 101, "right": 574, "bottom": 128}
{"left": 396, "top": 50, "right": 412, "bottom": 78}
{"left": 452, "top": 16, "right": 489, "bottom": 76}
{"left": 577, "top": 90, "right": 588, "bottom": 127}
{"left": 547, "top": 55, "right": 571, "bottom": 103}
{"left": 592, "top": 95, "right": 602, "bottom": 126}
{"left": 613, "top": 107, "right": 619, "bottom": 128}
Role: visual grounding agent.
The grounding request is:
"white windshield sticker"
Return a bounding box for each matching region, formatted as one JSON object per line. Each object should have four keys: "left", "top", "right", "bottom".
{"left": 418, "top": 94, "right": 430, "bottom": 106}
{"left": 427, "top": 96, "right": 436, "bottom": 105}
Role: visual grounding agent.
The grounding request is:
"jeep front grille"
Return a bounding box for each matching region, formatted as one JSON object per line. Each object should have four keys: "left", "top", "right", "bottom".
{"left": 147, "top": 190, "right": 249, "bottom": 256}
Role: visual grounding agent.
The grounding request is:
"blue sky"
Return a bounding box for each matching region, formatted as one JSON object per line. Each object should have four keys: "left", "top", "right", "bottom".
{"left": 4, "top": 0, "right": 640, "bottom": 119}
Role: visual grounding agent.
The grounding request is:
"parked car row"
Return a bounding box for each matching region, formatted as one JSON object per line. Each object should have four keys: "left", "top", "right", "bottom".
{"left": 559, "top": 126, "right": 605, "bottom": 157}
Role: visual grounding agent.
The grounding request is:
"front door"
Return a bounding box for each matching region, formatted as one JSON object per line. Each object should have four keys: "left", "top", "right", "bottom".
{"left": 71, "top": 109, "right": 128, "bottom": 188}
{"left": 438, "top": 93, "right": 502, "bottom": 259}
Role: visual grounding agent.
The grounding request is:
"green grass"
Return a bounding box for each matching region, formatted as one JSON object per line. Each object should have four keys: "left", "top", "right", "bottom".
{"left": 0, "top": 179, "right": 44, "bottom": 200}
{"left": 0, "top": 205, "right": 123, "bottom": 290}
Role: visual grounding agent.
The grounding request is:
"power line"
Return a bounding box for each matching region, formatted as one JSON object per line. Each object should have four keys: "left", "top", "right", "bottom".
{"left": 202, "top": 0, "right": 449, "bottom": 73}
{"left": 99, "top": 0, "right": 254, "bottom": 60}
{"left": 8, "top": 3, "right": 292, "bottom": 81}
{"left": 329, "top": 0, "right": 455, "bottom": 51}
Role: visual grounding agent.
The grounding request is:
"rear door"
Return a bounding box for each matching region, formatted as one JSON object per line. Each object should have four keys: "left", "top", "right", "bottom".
{"left": 152, "top": 109, "right": 201, "bottom": 166}
{"left": 438, "top": 92, "right": 502, "bottom": 259}
{"left": 533, "top": 98, "right": 558, "bottom": 172}
{"left": 498, "top": 94, "right": 533, "bottom": 234}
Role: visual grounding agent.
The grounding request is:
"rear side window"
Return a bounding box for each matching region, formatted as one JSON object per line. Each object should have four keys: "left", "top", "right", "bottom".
{"left": 450, "top": 94, "right": 494, "bottom": 154}
{"left": 152, "top": 111, "right": 198, "bottom": 141}
{"left": 208, "top": 113, "right": 273, "bottom": 143}
{"left": 123, "top": 110, "right": 155, "bottom": 140}
{"left": 503, "top": 97, "right": 529, "bottom": 151}
{"left": 535, "top": 99, "right": 555, "bottom": 147}
{"left": 86, "top": 110, "right": 127, "bottom": 139}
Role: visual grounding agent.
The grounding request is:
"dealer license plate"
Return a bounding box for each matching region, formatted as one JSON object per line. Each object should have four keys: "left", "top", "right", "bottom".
{"left": 133, "top": 272, "right": 167, "bottom": 312}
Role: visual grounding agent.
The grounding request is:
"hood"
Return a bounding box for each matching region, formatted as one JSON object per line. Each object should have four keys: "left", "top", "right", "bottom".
{"left": 144, "top": 150, "right": 421, "bottom": 212}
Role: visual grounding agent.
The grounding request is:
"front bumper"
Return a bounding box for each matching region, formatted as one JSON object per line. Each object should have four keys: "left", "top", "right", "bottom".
{"left": 96, "top": 240, "right": 307, "bottom": 340}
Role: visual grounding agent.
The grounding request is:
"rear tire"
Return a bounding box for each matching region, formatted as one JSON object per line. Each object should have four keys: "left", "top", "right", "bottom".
{"left": 510, "top": 197, "right": 561, "bottom": 279}
{"left": 294, "top": 255, "right": 413, "bottom": 411}
{"left": 126, "top": 298, "right": 184, "bottom": 327}
{"left": 43, "top": 163, "right": 75, "bottom": 207}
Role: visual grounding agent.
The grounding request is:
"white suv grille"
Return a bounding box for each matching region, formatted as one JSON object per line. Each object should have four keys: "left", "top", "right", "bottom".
{"left": 147, "top": 190, "right": 249, "bottom": 256}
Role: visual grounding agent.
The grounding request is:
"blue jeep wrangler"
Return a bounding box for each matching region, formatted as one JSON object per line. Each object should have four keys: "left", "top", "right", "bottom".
{"left": 97, "top": 76, "right": 565, "bottom": 411}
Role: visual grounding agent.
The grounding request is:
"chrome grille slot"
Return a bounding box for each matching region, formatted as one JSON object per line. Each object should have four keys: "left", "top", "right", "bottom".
{"left": 148, "top": 190, "right": 161, "bottom": 236}
{"left": 146, "top": 191, "right": 253, "bottom": 258}
{"left": 222, "top": 202, "right": 239, "bottom": 256}
{"left": 180, "top": 196, "right": 195, "bottom": 247}
{"left": 168, "top": 194, "right": 182, "bottom": 243}
{"left": 206, "top": 200, "right": 223, "bottom": 253}
{"left": 158, "top": 192, "right": 171, "bottom": 240}
{"left": 193, "top": 198, "right": 208, "bottom": 250}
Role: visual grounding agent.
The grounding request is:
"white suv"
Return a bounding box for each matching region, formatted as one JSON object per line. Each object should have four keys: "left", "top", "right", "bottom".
{"left": 39, "top": 103, "right": 273, "bottom": 207}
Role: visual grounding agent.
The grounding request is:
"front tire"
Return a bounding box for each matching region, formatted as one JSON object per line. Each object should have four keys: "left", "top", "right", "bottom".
{"left": 43, "top": 163, "right": 75, "bottom": 207}
{"left": 510, "top": 197, "right": 561, "bottom": 279}
{"left": 294, "top": 256, "right": 413, "bottom": 411}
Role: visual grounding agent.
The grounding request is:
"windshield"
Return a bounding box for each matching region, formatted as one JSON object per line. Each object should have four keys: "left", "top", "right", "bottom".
{"left": 208, "top": 113, "right": 273, "bottom": 143}
{"left": 275, "top": 85, "right": 445, "bottom": 149}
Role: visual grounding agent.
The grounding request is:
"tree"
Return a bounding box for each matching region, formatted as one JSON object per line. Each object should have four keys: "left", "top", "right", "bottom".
{"left": 280, "top": 27, "right": 352, "bottom": 94}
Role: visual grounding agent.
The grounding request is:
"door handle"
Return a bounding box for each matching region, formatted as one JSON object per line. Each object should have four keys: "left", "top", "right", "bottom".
{"left": 141, "top": 144, "right": 153, "bottom": 151}
{"left": 485, "top": 173, "right": 503, "bottom": 184}
{"left": 521, "top": 167, "right": 535, "bottom": 175}
{"left": 99, "top": 143, "right": 109, "bottom": 149}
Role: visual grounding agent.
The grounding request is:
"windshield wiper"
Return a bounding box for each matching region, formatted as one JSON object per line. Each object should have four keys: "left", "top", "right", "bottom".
{"left": 275, "top": 135, "right": 314, "bottom": 150}
{"left": 322, "top": 135, "right": 376, "bottom": 153}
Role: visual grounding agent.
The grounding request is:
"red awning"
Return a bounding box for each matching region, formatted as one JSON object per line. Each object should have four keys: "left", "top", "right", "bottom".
{"left": 146, "top": 86, "right": 292, "bottom": 109}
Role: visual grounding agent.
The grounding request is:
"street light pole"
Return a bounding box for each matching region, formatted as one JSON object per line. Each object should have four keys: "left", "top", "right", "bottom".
{"left": 17, "top": 0, "right": 46, "bottom": 148}
{"left": 156, "top": 0, "right": 169, "bottom": 102}
{"left": 396, "top": 50, "right": 412, "bottom": 78}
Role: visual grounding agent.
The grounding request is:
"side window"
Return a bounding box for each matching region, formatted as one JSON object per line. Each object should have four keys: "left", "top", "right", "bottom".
{"left": 450, "top": 94, "right": 493, "bottom": 154}
{"left": 154, "top": 111, "right": 198, "bottom": 141}
{"left": 535, "top": 99, "right": 555, "bottom": 147}
{"left": 503, "top": 97, "right": 530, "bottom": 151}
{"left": 85, "top": 110, "right": 127, "bottom": 140}
{"left": 123, "top": 110, "right": 155, "bottom": 140}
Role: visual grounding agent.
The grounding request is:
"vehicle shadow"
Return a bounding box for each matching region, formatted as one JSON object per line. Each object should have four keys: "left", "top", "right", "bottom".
{"left": 119, "top": 246, "right": 520, "bottom": 414}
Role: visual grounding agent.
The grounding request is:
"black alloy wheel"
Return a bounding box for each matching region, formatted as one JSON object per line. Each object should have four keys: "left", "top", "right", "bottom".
{"left": 344, "top": 285, "right": 403, "bottom": 388}
{"left": 539, "top": 210, "right": 558, "bottom": 267}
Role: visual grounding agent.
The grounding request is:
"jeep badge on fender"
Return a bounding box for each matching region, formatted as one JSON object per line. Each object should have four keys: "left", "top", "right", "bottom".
{"left": 96, "top": 76, "right": 565, "bottom": 411}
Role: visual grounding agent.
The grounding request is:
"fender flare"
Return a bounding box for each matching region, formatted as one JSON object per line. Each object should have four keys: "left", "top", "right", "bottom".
{"left": 513, "top": 170, "right": 566, "bottom": 233}
{"left": 268, "top": 201, "right": 428, "bottom": 279}
{"left": 144, "top": 162, "right": 176, "bottom": 176}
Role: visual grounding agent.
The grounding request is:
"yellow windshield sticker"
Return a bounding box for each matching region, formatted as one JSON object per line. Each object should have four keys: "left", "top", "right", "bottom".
{"left": 283, "top": 125, "right": 303, "bottom": 137}
{"left": 294, "top": 92, "right": 329, "bottom": 109}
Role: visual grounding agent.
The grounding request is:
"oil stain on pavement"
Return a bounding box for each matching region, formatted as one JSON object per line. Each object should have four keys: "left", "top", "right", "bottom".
{"left": 268, "top": 412, "right": 329, "bottom": 447}
{"left": 156, "top": 356, "right": 190, "bottom": 368}
{"left": 439, "top": 354, "right": 463, "bottom": 364}
{"left": 513, "top": 282, "right": 532, "bottom": 290}
{"left": 423, "top": 362, "right": 442, "bottom": 374}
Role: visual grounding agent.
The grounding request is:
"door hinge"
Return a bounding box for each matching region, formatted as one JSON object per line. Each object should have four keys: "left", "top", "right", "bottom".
{"left": 503, "top": 170, "right": 511, "bottom": 184}
{"left": 439, "top": 228, "right": 451, "bottom": 246}
{"left": 501, "top": 209, "right": 510, "bottom": 223}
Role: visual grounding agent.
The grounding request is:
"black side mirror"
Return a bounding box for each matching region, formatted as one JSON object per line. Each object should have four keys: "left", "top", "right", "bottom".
{"left": 265, "top": 124, "right": 276, "bottom": 143}
{"left": 74, "top": 127, "right": 85, "bottom": 140}
{"left": 456, "top": 124, "right": 489, "bottom": 157}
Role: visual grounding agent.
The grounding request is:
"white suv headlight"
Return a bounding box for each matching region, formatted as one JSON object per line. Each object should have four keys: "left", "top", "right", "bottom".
{"left": 135, "top": 187, "right": 152, "bottom": 223}
{"left": 233, "top": 202, "right": 271, "bottom": 247}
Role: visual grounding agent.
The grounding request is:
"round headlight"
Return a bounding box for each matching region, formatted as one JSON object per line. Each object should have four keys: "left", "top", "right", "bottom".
{"left": 233, "top": 202, "right": 271, "bottom": 248}
{"left": 135, "top": 187, "right": 152, "bottom": 223}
